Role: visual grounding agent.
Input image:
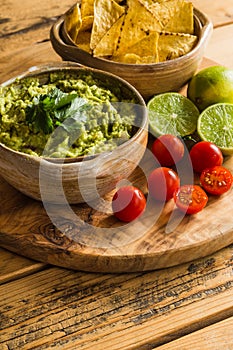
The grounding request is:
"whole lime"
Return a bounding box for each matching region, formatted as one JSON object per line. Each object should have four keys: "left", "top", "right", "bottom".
{"left": 187, "top": 65, "right": 233, "bottom": 111}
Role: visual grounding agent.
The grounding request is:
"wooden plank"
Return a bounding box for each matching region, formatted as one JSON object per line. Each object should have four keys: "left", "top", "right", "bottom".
{"left": 0, "top": 0, "right": 74, "bottom": 55}
{"left": 0, "top": 248, "right": 47, "bottom": 285}
{"left": 0, "top": 2, "right": 232, "bottom": 349}
{"left": 0, "top": 246, "right": 232, "bottom": 349}
{"left": 205, "top": 24, "right": 233, "bottom": 69}
{"left": 155, "top": 316, "right": 233, "bottom": 350}
{"left": 192, "top": 0, "right": 233, "bottom": 27}
{"left": 0, "top": 42, "right": 60, "bottom": 83}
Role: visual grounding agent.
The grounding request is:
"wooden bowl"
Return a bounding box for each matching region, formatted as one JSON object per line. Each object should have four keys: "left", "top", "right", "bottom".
{"left": 50, "top": 8, "right": 213, "bottom": 100}
{"left": 0, "top": 63, "right": 148, "bottom": 204}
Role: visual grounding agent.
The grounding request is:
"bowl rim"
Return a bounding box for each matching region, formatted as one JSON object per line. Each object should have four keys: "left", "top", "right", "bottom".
{"left": 0, "top": 62, "right": 148, "bottom": 164}
{"left": 50, "top": 7, "right": 213, "bottom": 70}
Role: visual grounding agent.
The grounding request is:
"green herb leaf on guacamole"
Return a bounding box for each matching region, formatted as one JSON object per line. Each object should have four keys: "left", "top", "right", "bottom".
{"left": 25, "top": 88, "right": 89, "bottom": 134}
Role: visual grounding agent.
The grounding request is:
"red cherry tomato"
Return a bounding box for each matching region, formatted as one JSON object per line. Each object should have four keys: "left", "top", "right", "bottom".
{"left": 173, "top": 184, "right": 208, "bottom": 215}
{"left": 151, "top": 134, "right": 185, "bottom": 166}
{"left": 200, "top": 165, "right": 233, "bottom": 195}
{"left": 189, "top": 141, "right": 223, "bottom": 173}
{"left": 148, "top": 167, "right": 180, "bottom": 202}
{"left": 112, "top": 185, "right": 146, "bottom": 222}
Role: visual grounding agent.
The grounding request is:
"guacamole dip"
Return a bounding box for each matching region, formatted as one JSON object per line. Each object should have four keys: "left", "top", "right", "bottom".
{"left": 0, "top": 72, "right": 136, "bottom": 158}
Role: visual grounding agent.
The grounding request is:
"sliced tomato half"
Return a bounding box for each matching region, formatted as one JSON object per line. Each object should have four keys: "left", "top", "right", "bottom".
{"left": 200, "top": 166, "right": 233, "bottom": 196}
{"left": 173, "top": 184, "right": 208, "bottom": 215}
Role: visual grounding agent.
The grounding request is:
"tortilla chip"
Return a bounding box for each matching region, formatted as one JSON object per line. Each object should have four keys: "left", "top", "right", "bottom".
{"left": 158, "top": 32, "right": 198, "bottom": 62}
{"left": 90, "top": 0, "right": 125, "bottom": 50}
{"left": 163, "top": 1, "right": 194, "bottom": 34}
{"left": 81, "top": 0, "right": 94, "bottom": 18}
{"left": 75, "top": 31, "right": 92, "bottom": 53}
{"left": 140, "top": 0, "right": 194, "bottom": 34}
{"left": 114, "top": 53, "right": 158, "bottom": 64}
{"left": 93, "top": 15, "right": 125, "bottom": 57}
{"left": 116, "top": 0, "right": 162, "bottom": 55}
{"left": 139, "top": 0, "right": 175, "bottom": 28}
{"left": 114, "top": 53, "right": 141, "bottom": 63}
{"left": 80, "top": 15, "right": 93, "bottom": 32}
{"left": 64, "top": 3, "right": 82, "bottom": 42}
{"left": 66, "top": 0, "right": 196, "bottom": 64}
{"left": 113, "top": 32, "right": 159, "bottom": 62}
{"left": 128, "top": 32, "right": 159, "bottom": 56}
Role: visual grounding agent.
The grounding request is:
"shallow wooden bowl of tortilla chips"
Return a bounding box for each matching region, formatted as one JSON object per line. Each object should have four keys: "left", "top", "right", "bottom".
{"left": 50, "top": 2, "right": 213, "bottom": 100}
{"left": 0, "top": 62, "right": 148, "bottom": 204}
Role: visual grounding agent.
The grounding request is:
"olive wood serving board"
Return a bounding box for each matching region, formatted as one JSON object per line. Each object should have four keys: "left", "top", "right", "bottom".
{"left": 1, "top": 58, "right": 233, "bottom": 273}
{"left": 1, "top": 153, "right": 233, "bottom": 273}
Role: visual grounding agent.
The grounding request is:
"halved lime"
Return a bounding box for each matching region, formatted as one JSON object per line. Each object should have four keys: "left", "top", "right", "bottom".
{"left": 147, "top": 92, "right": 200, "bottom": 137}
{"left": 197, "top": 102, "right": 233, "bottom": 155}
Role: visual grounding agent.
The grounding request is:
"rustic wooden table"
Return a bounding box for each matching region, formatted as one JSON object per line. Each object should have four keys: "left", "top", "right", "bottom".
{"left": 0, "top": 1, "right": 233, "bottom": 349}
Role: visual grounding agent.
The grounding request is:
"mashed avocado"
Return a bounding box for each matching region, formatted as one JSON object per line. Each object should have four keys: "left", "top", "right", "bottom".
{"left": 0, "top": 72, "right": 136, "bottom": 158}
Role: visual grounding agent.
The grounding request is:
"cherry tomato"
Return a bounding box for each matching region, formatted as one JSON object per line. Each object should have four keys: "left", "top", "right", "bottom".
{"left": 189, "top": 141, "right": 223, "bottom": 173}
{"left": 148, "top": 167, "right": 180, "bottom": 202}
{"left": 173, "top": 184, "right": 208, "bottom": 215}
{"left": 151, "top": 134, "right": 185, "bottom": 166}
{"left": 200, "top": 165, "right": 233, "bottom": 195}
{"left": 112, "top": 185, "right": 146, "bottom": 222}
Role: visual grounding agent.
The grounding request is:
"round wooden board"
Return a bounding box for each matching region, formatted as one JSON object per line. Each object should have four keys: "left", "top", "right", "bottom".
{"left": 1, "top": 56, "right": 233, "bottom": 273}
{"left": 1, "top": 148, "right": 233, "bottom": 273}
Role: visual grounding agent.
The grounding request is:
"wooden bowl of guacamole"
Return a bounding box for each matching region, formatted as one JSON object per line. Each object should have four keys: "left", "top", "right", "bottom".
{"left": 0, "top": 62, "right": 148, "bottom": 204}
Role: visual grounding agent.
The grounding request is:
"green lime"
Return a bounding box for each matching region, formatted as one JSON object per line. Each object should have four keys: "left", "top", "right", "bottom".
{"left": 197, "top": 103, "right": 233, "bottom": 155}
{"left": 187, "top": 66, "right": 233, "bottom": 111}
{"left": 147, "top": 92, "right": 199, "bottom": 137}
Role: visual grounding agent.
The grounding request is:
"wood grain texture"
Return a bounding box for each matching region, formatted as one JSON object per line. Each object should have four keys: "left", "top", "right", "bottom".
{"left": 205, "top": 24, "right": 233, "bottom": 69}
{"left": 0, "top": 0, "right": 75, "bottom": 55}
{"left": 0, "top": 42, "right": 60, "bottom": 83}
{"left": 155, "top": 316, "right": 233, "bottom": 350}
{"left": 0, "top": 246, "right": 232, "bottom": 349}
{"left": 192, "top": 0, "right": 233, "bottom": 27}
{"left": 0, "top": 248, "right": 46, "bottom": 285}
{"left": 0, "top": 1, "right": 233, "bottom": 349}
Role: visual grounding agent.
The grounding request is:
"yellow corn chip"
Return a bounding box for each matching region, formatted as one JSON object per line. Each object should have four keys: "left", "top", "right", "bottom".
{"left": 114, "top": 53, "right": 158, "bottom": 64}
{"left": 114, "top": 53, "right": 141, "bottom": 64}
{"left": 163, "top": 1, "right": 194, "bottom": 34}
{"left": 64, "top": 3, "right": 82, "bottom": 42}
{"left": 158, "top": 32, "right": 198, "bottom": 62}
{"left": 140, "top": 0, "right": 194, "bottom": 34}
{"left": 90, "top": 0, "right": 125, "bottom": 50}
{"left": 81, "top": 0, "right": 94, "bottom": 18}
{"left": 127, "top": 32, "right": 159, "bottom": 57}
{"left": 116, "top": 0, "right": 162, "bottom": 55}
{"left": 80, "top": 15, "right": 93, "bottom": 32}
{"left": 66, "top": 0, "right": 197, "bottom": 64}
{"left": 113, "top": 32, "right": 159, "bottom": 63}
{"left": 75, "top": 31, "right": 92, "bottom": 53}
{"left": 93, "top": 15, "right": 125, "bottom": 57}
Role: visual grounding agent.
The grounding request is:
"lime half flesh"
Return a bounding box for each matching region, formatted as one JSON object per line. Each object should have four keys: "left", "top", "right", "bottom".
{"left": 147, "top": 92, "right": 199, "bottom": 137}
{"left": 197, "top": 103, "right": 233, "bottom": 155}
